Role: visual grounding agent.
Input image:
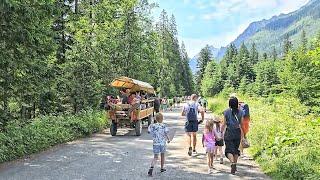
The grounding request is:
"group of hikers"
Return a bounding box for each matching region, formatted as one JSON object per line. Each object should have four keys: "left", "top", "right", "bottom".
{"left": 147, "top": 93, "right": 250, "bottom": 176}
{"left": 103, "top": 89, "right": 187, "bottom": 113}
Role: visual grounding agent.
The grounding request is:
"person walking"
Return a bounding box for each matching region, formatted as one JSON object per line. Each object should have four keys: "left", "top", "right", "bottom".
{"left": 202, "top": 119, "right": 216, "bottom": 174}
{"left": 239, "top": 101, "right": 251, "bottom": 154}
{"left": 221, "top": 97, "right": 244, "bottom": 175}
{"left": 213, "top": 117, "right": 224, "bottom": 164}
{"left": 153, "top": 95, "right": 161, "bottom": 113}
{"left": 181, "top": 94, "right": 204, "bottom": 156}
{"left": 147, "top": 113, "right": 170, "bottom": 176}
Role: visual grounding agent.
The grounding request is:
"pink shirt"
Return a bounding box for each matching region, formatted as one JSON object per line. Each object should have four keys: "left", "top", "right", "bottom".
{"left": 203, "top": 130, "right": 215, "bottom": 147}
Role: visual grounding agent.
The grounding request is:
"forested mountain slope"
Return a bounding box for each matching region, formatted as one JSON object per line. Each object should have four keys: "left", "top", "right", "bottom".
{"left": 200, "top": 0, "right": 320, "bottom": 59}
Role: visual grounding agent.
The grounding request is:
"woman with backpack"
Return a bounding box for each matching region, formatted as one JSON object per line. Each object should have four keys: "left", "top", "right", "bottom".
{"left": 222, "top": 97, "right": 244, "bottom": 175}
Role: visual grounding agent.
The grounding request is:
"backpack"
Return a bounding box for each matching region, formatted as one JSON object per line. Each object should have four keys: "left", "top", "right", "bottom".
{"left": 240, "top": 103, "right": 250, "bottom": 117}
{"left": 186, "top": 103, "right": 197, "bottom": 122}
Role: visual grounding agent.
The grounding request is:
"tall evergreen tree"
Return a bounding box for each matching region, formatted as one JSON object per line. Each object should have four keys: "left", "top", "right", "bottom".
{"left": 196, "top": 45, "right": 212, "bottom": 89}
{"left": 272, "top": 46, "right": 277, "bottom": 61}
{"left": 300, "top": 29, "right": 307, "bottom": 52}
{"left": 249, "top": 43, "right": 259, "bottom": 65}
{"left": 283, "top": 33, "right": 292, "bottom": 58}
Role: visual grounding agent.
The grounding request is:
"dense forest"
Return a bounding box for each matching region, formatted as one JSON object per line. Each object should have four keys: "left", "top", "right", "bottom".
{"left": 0, "top": 0, "right": 194, "bottom": 128}
{"left": 199, "top": 30, "right": 320, "bottom": 114}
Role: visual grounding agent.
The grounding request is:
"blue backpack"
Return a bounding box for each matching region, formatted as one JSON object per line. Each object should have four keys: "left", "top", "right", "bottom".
{"left": 241, "top": 103, "right": 250, "bottom": 117}
{"left": 187, "top": 103, "right": 197, "bottom": 122}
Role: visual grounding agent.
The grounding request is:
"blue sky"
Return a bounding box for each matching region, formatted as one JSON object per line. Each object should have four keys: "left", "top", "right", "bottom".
{"left": 151, "top": 0, "right": 310, "bottom": 57}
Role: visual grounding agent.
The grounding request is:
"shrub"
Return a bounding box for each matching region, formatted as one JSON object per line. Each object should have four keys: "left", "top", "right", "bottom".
{"left": 0, "top": 110, "right": 108, "bottom": 163}
{"left": 208, "top": 94, "right": 320, "bottom": 179}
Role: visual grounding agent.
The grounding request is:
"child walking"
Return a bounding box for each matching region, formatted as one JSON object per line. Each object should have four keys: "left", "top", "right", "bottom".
{"left": 202, "top": 119, "right": 216, "bottom": 174}
{"left": 148, "top": 113, "right": 170, "bottom": 176}
{"left": 214, "top": 117, "right": 224, "bottom": 164}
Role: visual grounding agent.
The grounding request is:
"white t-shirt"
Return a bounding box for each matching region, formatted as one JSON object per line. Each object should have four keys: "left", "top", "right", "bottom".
{"left": 183, "top": 101, "right": 200, "bottom": 121}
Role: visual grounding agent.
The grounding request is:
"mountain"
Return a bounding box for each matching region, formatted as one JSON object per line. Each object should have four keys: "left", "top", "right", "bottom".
{"left": 222, "top": 0, "right": 320, "bottom": 58}
{"left": 189, "top": 45, "right": 219, "bottom": 74}
{"left": 193, "top": 0, "right": 320, "bottom": 61}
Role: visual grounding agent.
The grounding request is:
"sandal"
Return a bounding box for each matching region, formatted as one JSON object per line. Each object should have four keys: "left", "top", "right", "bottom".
{"left": 148, "top": 167, "right": 154, "bottom": 176}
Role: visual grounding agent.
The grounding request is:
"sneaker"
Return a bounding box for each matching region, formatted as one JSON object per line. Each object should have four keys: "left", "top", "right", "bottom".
{"left": 208, "top": 169, "right": 212, "bottom": 174}
{"left": 188, "top": 147, "right": 192, "bottom": 156}
{"left": 220, "top": 158, "right": 223, "bottom": 164}
{"left": 192, "top": 149, "right": 197, "bottom": 154}
{"left": 148, "top": 167, "right": 154, "bottom": 176}
{"left": 160, "top": 168, "right": 166, "bottom": 173}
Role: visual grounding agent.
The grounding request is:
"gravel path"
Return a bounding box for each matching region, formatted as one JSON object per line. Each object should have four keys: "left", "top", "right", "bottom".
{"left": 0, "top": 104, "right": 270, "bottom": 180}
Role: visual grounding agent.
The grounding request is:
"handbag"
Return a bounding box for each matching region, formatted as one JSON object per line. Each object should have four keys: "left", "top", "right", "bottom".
{"left": 242, "top": 137, "right": 250, "bottom": 148}
{"left": 233, "top": 111, "right": 250, "bottom": 148}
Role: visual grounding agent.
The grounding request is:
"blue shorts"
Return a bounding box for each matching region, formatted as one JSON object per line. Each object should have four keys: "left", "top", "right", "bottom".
{"left": 185, "top": 121, "right": 198, "bottom": 132}
{"left": 153, "top": 144, "right": 166, "bottom": 154}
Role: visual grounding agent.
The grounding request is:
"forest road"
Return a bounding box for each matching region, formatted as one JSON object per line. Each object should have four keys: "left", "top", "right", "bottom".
{"left": 0, "top": 104, "right": 270, "bottom": 180}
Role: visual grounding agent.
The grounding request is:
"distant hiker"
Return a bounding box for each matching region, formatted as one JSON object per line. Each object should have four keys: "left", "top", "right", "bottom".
{"left": 222, "top": 97, "right": 244, "bottom": 175}
{"left": 239, "top": 101, "right": 251, "bottom": 153}
{"left": 200, "top": 98, "right": 208, "bottom": 112}
{"left": 148, "top": 113, "right": 170, "bottom": 176}
{"left": 202, "top": 119, "right": 216, "bottom": 174}
{"left": 181, "top": 94, "right": 205, "bottom": 156}
{"left": 161, "top": 98, "right": 168, "bottom": 111}
{"left": 213, "top": 117, "right": 224, "bottom": 164}
{"left": 169, "top": 99, "right": 174, "bottom": 111}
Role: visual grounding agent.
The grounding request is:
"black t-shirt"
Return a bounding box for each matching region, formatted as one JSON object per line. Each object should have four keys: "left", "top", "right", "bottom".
{"left": 154, "top": 98, "right": 160, "bottom": 113}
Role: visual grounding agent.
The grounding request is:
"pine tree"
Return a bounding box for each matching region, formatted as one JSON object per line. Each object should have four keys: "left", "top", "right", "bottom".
{"left": 196, "top": 45, "right": 212, "bottom": 89}
{"left": 283, "top": 33, "right": 292, "bottom": 58}
{"left": 300, "top": 29, "right": 307, "bottom": 52}
{"left": 249, "top": 43, "right": 259, "bottom": 65}
{"left": 263, "top": 53, "right": 268, "bottom": 60}
{"left": 272, "top": 46, "right": 277, "bottom": 61}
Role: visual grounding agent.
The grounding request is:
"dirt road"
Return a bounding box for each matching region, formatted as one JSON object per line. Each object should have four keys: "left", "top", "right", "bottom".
{"left": 0, "top": 105, "right": 269, "bottom": 180}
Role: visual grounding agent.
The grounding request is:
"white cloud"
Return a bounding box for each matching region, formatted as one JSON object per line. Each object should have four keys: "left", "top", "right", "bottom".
{"left": 202, "top": 11, "right": 227, "bottom": 20}
{"left": 180, "top": 19, "right": 253, "bottom": 57}
{"left": 202, "top": 0, "right": 309, "bottom": 20}
{"left": 277, "top": 0, "right": 309, "bottom": 13}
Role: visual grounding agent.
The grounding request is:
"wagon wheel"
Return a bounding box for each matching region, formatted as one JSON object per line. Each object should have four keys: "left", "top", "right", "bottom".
{"left": 110, "top": 121, "right": 117, "bottom": 136}
{"left": 135, "top": 120, "right": 142, "bottom": 136}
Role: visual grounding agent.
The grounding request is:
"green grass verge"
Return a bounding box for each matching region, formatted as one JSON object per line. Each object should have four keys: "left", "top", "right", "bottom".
{"left": 0, "top": 110, "right": 109, "bottom": 163}
{"left": 208, "top": 94, "right": 320, "bottom": 180}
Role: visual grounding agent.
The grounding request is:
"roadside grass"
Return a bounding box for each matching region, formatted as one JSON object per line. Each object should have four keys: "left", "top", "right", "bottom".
{"left": 208, "top": 94, "right": 320, "bottom": 180}
{"left": 0, "top": 110, "right": 109, "bottom": 163}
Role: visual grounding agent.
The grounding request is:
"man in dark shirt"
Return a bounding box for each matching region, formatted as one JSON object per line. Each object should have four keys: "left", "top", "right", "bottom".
{"left": 154, "top": 97, "right": 160, "bottom": 113}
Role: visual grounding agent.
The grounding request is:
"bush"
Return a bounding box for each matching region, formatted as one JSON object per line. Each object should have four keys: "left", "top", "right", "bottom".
{"left": 208, "top": 94, "right": 320, "bottom": 179}
{"left": 0, "top": 110, "right": 108, "bottom": 163}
